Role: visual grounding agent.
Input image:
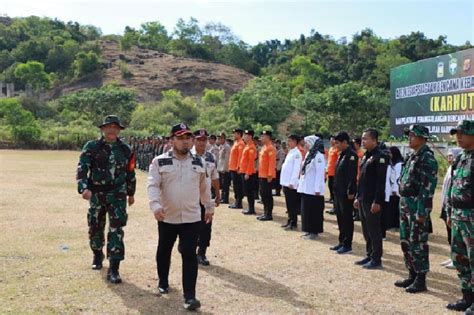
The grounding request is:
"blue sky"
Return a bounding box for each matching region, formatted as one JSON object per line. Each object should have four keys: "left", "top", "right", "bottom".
{"left": 2, "top": 0, "right": 473, "bottom": 45}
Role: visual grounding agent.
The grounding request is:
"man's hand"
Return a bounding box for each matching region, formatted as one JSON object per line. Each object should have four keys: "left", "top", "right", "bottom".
{"left": 215, "top": 193, "right": 221, "bottom": 207}
{"left": 353, "top": 199, "right": 359, "bottom": 209}
{"left": 244, "top": 174, "right": 249, "bottom": 180}
{"left": 153, "top": 208, "right": 165, "bottom": 221}
{"left": 267, "top": 177, "right": 272, "bottom": 183}
{"left": 128, "top": 196, "right": 135, "bottom": 206}
{"left": 348, "top": 194, "right": 355, "bottom": 200}
{"left": 205, "top": 211, "right": 214, "bottom": 224}
{"left": 370, "top": 203, "right": 381, "bottom": 214}
{"left": 82, "top": 189, "right": 92, "bottom": 200}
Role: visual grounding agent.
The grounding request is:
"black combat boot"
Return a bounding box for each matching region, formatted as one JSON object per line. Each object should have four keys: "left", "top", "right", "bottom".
{"left": 405, "top": 273, "right": 427, "bottom": 293}
{"left": 221, "top": 192, "right": 229, "bottom": 204}
{"left": 91, "top": 250, "right": 104, "bottom": 270}
{"left": 197, "top": 247, "right": 210, "bottom": 266}
{"left": 107, "top": 260, "right": 122, "bottom": 284}
{"left": 281, "top": 220, "right": 291, "bottom": 228}
{"left": 394, "top": 268, "right": 416, "bottom": 288}
{"left": 465, "top": 302, "right": 474, "bottom": 315}
{"left": 447, "top": 289, "right": 472, "bottom": 311}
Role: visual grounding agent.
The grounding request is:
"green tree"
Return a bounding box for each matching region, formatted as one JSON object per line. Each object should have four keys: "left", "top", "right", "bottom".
{"left": 0, "top": 98, "right": 41, "bottom": 145}
{"left": 73, "top": 51, "right": 100, "bottom": 77}
{"left": 14, "top": 61, "right": 51, "bottom": 91}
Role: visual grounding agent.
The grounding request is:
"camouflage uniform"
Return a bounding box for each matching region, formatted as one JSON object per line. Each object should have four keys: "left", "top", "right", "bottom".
{"left": 76, "top": 121, "right": 136, "bottom": 262}
{"left": 446, "top": 120, "right": 474, "bottom": 312}
{"left": 398, "top": 125, "right": 438, "bottom": 278}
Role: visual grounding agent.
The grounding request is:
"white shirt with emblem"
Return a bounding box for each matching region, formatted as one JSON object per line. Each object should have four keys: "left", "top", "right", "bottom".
{"left": 147, "top": 150, "right": 214, "bottom": 224}
{"left": 280, "top": 147, "right": 302, "bottom": 189}
{"left": 297, "top": 151, "right": 326, "bottom": 195}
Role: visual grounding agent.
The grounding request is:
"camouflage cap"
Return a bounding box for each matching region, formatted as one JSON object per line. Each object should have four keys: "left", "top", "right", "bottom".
{"left": 404, "top": 124, "right": 429, "bottom": 138}
{"left": 450, "top": 120, "right": 474, "bottom": 136}
{"left": 98, "top": 115, "right": 125, "bottom": 129}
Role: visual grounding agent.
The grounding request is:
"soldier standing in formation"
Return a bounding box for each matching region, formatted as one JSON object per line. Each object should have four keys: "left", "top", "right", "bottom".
{"left": 395, "top": 125, "right": 438, "bottom": 293}
{"left": 76, "top": 115, "right": 136, "bottom": 284}
{"left": 147, "top": 123, "right": 214, "bottom": 311}
{"left": 446, "top": 120, "right": 474, "bottom": 313}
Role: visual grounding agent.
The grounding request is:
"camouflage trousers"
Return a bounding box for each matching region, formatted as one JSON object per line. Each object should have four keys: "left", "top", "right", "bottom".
{"left": 451, "top": 215, "right": 473, "bottom": 292}
{"left": 399, "top": 196, "right": 430, "bottom": 273}
{"left": 88, "top": 190, "right": 128, "bottom": 261}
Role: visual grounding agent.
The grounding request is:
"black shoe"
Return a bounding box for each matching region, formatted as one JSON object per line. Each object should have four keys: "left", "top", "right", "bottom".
{"left": 197, "top": 254, "right": 210, "bottom": 266}
{"left": 330, "top": 244, "right": 343, "bottom": 251}
{"left": 447, "top": 290, "right": 472, "bottom": 311}
{"left": 183, "top": 298, "right": 201, "bottom": 311}
{"left": 242, "top": 209, "right": 256, "bottom": 215}
{"left": 284, "top": 224, "right": 297, "bottom": 231}
{"left": 229, "top": 202, "right": 243, "bottom": 209}
{"left": 220, "top": 198, "right": 229, "bottom": 204}
{"left": 465, "top": 303, "right": 474, "bottom": 315}
{"left": 92, "top": 250, "right": 104, "bottom": 270}
{"left": 107, "top": 260, "right": 122, "bottom": 284}
{"left": 362, "top": 261, "right": 383, "bottom": 269}
{"left": 326, "top": 208, "right": 336, "bottom": 215}
{"left": 354, "top": 257, "right": 371, "bottom": 265}
{"left": 258, "top": 215, "right": 273, "bottom": 221}
{"left": 394, "top": 269, "right": 416, "bottom": 288}
{"left": 158, "top": 286, "right": 170, "bottom": 294}
{"left": 405, "top": 273, "right": 427, "bottom": 293}
{"left": 281, "top": 221, "right": 291, "bottom": 228}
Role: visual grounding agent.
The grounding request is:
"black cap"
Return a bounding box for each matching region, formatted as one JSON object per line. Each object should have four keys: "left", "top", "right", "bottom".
{"left": 288, "top": 134, "right": 300, "bottom": 142}
{"left": 244, "top": 129, "right": 255, "bottom": 136}
{"left": 171, "top": 122, "right": 192, "bottom": 137}
{"left": 261, "top": 130, "right": 272, "bottom": 137}
{"left": 193, "top": 129, "right": 209, "bottom": 138}
{"left": 233, "top": 128, "right": 243, "bottom": 133}
{"left": 334, "top": 131, "right": 350, "bottom": 143}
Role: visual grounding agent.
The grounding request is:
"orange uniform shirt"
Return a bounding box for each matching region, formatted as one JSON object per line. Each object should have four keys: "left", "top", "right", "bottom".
{"left": 327, "top": 146, "right": 340, "bottom": 177}
{"left": 259, "top": 143, "right": 277, "bottom": 179}
{"left": 239, "top": 142, "right": 257, "bottom": 175}
{"left": 228, "top": 139, "right": 245, "bottom": 172}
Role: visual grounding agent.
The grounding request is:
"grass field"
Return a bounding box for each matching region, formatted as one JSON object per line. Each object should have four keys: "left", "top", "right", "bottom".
{"left": 0, "top": 150, "right": 460, "bottom": 314}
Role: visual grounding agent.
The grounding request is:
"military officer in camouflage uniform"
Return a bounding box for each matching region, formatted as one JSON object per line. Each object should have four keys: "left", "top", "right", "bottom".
{"left": 395, "top": 124, "right": 438, "bottom": 293}
{"left": 446, "top": 120, "right": 474, "bottom": 313}
{"left": 76, "top": 115, "right": 136, "bottom": 284}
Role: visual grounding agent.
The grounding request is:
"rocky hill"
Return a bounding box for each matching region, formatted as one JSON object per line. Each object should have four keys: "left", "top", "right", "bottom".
{"left": 52, "top": 40, "right": 254, "bottom": 100}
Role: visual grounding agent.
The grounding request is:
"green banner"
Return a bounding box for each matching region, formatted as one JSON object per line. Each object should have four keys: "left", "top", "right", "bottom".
{"left": 390, "top": 48, "right": 474, "bottom": 139}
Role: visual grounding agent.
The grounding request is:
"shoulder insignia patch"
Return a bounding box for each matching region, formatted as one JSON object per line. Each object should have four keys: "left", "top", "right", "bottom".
{"left": 380, "top": 158, "right": 385, "bottom": 163}
{"left": 158, "top": 158, "right": 173, "bottom": 166}
{"left": 350, "top": 156, "right": 355, "bottom": 161}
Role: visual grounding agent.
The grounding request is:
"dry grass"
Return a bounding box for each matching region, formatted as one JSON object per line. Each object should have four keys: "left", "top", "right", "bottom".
{"left": 0, "top": 150, "right": 459, "bottom": 314}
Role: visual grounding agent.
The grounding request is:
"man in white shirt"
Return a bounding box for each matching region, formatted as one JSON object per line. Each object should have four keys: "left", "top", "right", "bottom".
{"left": 280, "top": 135, "right": 302, "bottom": 230}
{"left": 217, "top": 133, "right": 231, "bottom": 204}
{"left": 147, "top": 122, "right": 214, "bottom": 311}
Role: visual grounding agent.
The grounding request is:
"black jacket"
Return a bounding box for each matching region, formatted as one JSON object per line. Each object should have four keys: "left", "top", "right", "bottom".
{"left": 334, "top": 147, "right": 358, "bottom": 196}
{"left": 356, "top": 145, "right": 388, "bottom": 204}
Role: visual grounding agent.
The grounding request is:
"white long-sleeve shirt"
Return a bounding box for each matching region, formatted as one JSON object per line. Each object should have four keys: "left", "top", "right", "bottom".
{"left": 147, "top": 150, "right": 214, "bottom": 224}
{"left": 280, "top": 147, "right": 302, "bottom": 189}
{"left": 385, "top": 162, "right": 402, "bottom": 202}
{"left": 297, "top": 151, "right": 326, "bottom": 195}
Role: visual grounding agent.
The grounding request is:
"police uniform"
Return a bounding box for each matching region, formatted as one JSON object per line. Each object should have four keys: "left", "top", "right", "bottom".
{"left": 446, "top": 120, "right": 474, "bottom": 312}
{"left": 192, "top": 129, "right": 219, "bottom": 266}
{"left": 76, "top": 115, "right": 136, "bottom": 283}
{"left": 395, "top": 124, "right": 438, "bottom": 293}
{"left": 147, "top": 123, "right": 214, "bottom": 310}
{"left": 217, "top": 135, "right": 231, "bottom": 204}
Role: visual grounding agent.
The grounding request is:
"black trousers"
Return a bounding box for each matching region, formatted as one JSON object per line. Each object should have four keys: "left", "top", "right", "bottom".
{"left": 156, "top": 221, "right": 200, "bottom": 300}
{"left": 198, "top": 204, "right": 212, "bottom": 252}
{"left": 335, "top": 194, "right": 354, "bottom": 247}
{"left": 259, "top": 178, "right": 274, "bottom": 216}
{"left": 359, "top": 200, "right": 383, "bottom": 264}
{"left": 328, "top": 176, "right": 335, "bottom": 201}
{"left": 242, "top": 174, "right": 258, "bottom": 211}
{"left": 219, "top": 171, "right": 231, "bottom": 198}
{"left": 301, "top": 194, "right": 324, "bottom": 234}
{"left": 230, "top": 171, "right": 243, "bottom": 202}
{"left": 283, "top": 186, "right": 300, "bottom": 225}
